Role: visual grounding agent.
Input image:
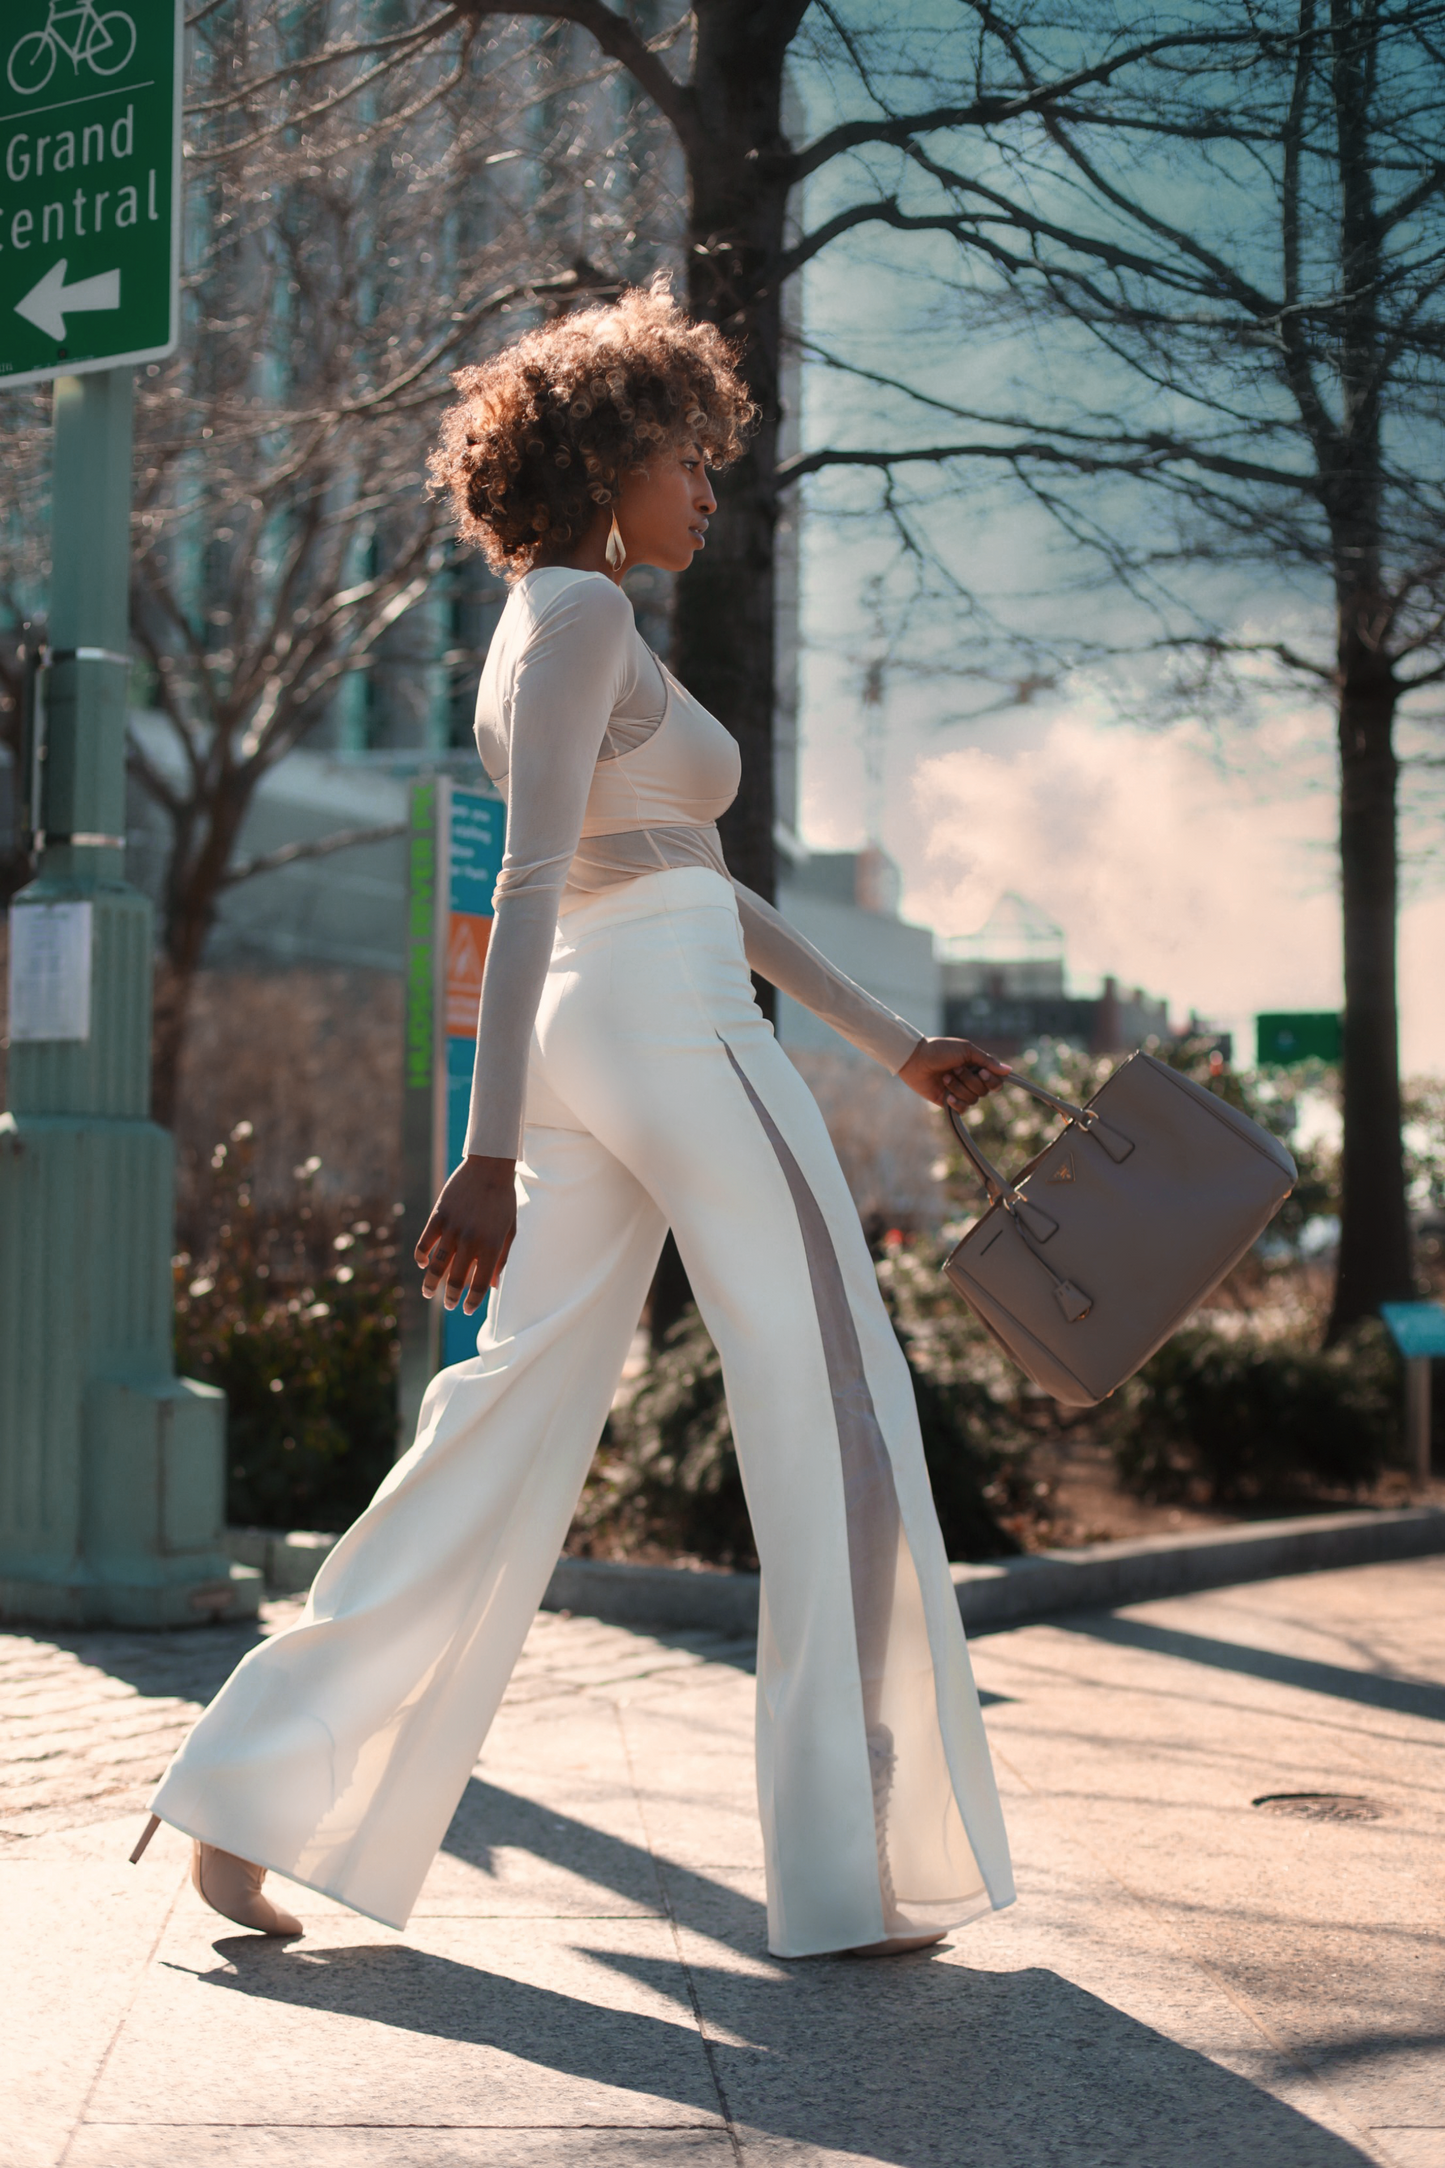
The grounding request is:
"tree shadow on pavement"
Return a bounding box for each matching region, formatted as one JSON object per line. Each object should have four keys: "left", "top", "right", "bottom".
{"left": 3, "top": 1609, "right": 290, "bottom": 1707}
{"left": 1054, "top": 1613, "right": 1445, "bottom": 1723}
{"left": 21, "top": 1611, "right": 765, "bottom": 1707}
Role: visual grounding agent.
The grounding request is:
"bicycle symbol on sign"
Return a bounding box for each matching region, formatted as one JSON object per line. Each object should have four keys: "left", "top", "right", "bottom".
{"left": 7, "top": 0, "right": 137, "bottom": 96}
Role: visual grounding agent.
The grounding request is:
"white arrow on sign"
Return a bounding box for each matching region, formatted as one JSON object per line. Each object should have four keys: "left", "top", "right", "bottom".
{"left": 14, "top": 259, "right": 122, "bottom": 341}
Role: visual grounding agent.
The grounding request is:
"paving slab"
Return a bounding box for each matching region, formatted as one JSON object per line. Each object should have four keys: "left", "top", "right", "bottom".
{"left": 3, "top": 1562, "right": 1443, "bottom": 2165}
{"left": 86, "top": 1910, "right": 725, "bottom": 2133}
{"left": 969, "top": 1557, "right": 1445, "bottom": 2168}
{"left": 63, "top": 2132, "right": 732, "bottom": 2167}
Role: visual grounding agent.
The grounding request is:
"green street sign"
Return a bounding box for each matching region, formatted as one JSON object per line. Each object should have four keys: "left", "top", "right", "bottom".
{"left": 1256, "top": 1011, "right": 1342, "bottom": 1066}
{"left": 1, "top": 0, "right": 180, "bottom": 388}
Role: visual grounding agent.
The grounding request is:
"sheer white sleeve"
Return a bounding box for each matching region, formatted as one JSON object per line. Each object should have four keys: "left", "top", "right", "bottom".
{"left": 463, "top": 579, "right": 635, "bottom": 1159}
{"left": 730, "top": 878, "right": 924, "bottom": 1074}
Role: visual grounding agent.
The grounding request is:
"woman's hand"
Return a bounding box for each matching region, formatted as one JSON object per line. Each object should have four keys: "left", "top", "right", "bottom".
{"left": 898, "top": 1037, "right": 1011, "bottom": 1111}
{"left": 414, "top": 1155, "right": 518, "bottom": 1314}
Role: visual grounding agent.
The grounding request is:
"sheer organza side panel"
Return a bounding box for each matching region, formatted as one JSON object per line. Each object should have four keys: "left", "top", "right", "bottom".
{"left": 721, "top": 1043, "right": 988, "bottom": 1934}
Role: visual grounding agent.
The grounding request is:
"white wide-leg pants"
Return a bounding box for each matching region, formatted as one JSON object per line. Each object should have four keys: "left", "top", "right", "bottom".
{"left": 151, "top": 869, "right": 1014, "bottom": 1956}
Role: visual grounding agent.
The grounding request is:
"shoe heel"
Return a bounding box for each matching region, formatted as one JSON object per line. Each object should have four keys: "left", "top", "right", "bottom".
{"left": 129, "top": 1814, "right": 162, "bottom": 1864}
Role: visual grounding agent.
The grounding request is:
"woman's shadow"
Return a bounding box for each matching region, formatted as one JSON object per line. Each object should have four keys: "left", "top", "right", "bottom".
{"left": 181, "top": 1774, "right": 1386, "bottom": 2168}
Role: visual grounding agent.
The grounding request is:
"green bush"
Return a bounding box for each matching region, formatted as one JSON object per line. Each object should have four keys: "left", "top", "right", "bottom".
{"left": 575, "top": 1310, "right": 753, "bottom": 1567}
{"left": 174, "top": 1124, "right": 401, "bottom": 1531}
{"left": 871, "top": 1228, "right": 1044, "bottom": 1539}
{"left": 1109, "top": 1320, "right": 1400, "bottom": 1507}
{"left": 573, "top": 1298, "right": 1025, "bottom": 1569}
{"left": 903, "top": 1352, "right": 1025, "bottom": 1560}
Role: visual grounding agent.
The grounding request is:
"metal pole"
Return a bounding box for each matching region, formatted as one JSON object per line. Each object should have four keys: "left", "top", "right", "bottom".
{"left": 1406, "top": 1357, "right": 1432, "bottom": 1489}
{"left": 0, "top": 370, "right": 259, "bottom": 1627}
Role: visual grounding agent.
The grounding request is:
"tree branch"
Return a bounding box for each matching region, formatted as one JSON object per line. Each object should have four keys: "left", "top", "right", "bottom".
{"left": 185, "top": 9, "right": 460, "bottom": 114}
{"left": 450, "top": 0, "right": 699, "bottom": 154}
{"left": 186, "top": 18, "right": 474, "bottom": 163}
{"left": 790, "top": 26, "right": 1259, "bottom": 182}
{"left": 778, "top": 434, "right": 1321, "bottom": 494}
{"left": 221, "top": 822, "right": 407, "bottom": 890}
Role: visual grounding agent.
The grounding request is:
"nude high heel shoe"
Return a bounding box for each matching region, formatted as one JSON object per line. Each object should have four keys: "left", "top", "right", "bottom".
{"left": 130, "top": 1814, "right": 302, "bottom": 1937}
{"left": 191, "top": 1841, "right": 303, "bottom": 1936}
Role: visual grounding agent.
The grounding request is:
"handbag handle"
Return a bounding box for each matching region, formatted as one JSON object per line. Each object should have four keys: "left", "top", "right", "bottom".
{"left": 944, "top": 1080, "right": 1099, "bottom": 1324}
{"left": 945, "top": 1068, "right": 1134, "bottom": 1208}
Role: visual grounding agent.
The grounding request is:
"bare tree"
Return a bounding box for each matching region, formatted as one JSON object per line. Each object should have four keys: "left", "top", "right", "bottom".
{"left": 185, "top": 2, "right": 1203, "bottom": 904}
{"left": 11, "top": 2, "right": 1431, "bottom": 1336}
{"left": 776, "top": 1, "right": 1445, "bottom": 1339}
{"left": 435, "top": 0, "right": 1435, "bottom": 1338}
{"left": 0, "top": 0, "right": 677, "bottom": 1121}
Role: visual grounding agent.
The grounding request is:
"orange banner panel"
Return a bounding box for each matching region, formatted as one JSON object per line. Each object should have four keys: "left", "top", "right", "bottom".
{"left": 445, "top": 911, "right": 492, "bottom": 1038}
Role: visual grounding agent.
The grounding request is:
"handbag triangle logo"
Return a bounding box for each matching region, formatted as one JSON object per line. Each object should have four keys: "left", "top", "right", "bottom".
{"left": 1047, "top": 1152, "right": 1076, "bottom": 1186}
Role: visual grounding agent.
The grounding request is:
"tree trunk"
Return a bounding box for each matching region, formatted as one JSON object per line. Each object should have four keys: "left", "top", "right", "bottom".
{"left": 1319, "top": 2, "right": 1414, "bottom": 1336}
{"left": 149, "top": 776, "right": 250, "bottom": 1128}
{"left": 1325, "top": 626, "right": 1414, "bottom": 1341}
{"left": 671, "top": 3, "right": 804, "bottom": 907}
{"left": 150, "top": 955, "right": 200, "bottom": 1132}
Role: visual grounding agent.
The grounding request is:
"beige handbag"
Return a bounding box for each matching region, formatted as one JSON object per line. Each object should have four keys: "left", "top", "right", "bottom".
{"left": 941, "top": 1052, "right": 1296, "bottom": 1407}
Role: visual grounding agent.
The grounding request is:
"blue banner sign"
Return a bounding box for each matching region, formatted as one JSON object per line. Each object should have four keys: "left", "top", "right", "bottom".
{"left": 1381, "top": 1302, "right": 1445, "bottom": 1360}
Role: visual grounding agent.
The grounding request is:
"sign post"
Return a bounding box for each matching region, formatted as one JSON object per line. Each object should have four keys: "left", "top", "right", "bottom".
{"left": 0, "top": 5, "right": 258, "bottom": 1625}
{"left": 398, "top": 777, "right": 504, "bottom": 1450}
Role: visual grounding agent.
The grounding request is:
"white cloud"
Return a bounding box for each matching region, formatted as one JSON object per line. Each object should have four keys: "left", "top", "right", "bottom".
{"left": 1401, "top": 893, "right": 1445, "bottom": 1075}
{"left": 893, "top": 708, "right": 1443, "bottom": 1073}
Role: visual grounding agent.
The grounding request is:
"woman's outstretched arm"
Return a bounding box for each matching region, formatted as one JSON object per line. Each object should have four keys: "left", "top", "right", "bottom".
{"left": 730, "top": 878, "right": 1007, "bottom": 1110}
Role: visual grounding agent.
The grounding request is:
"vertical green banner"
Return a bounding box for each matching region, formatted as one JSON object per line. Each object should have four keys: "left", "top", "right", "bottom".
{"left": 0, "top": 0, "right": 180, "bottom": 387}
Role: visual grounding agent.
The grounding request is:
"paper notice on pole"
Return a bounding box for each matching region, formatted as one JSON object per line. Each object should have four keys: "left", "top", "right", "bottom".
{"left": 7, "top": 902, "right": 94, "bottom": 1043}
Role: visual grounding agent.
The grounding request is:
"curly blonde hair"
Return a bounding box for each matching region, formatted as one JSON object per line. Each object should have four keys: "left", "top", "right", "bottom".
{"left": 428, "top": 282, "right": 756, "bottom": 577}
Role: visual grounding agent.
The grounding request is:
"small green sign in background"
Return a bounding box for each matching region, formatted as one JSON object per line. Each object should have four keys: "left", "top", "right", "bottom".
{"left": 0, "top": 0, "right": 179, "bottom": 387}
{"left": 1256, "top": 1011, "right": 1343, "bottom": 1067}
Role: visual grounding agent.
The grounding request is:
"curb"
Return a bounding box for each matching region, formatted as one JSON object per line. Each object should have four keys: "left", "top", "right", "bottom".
{"left": 541, "top": 1506, "right": 1445, "bottom": 1638}
{"left": 226, "top": 1504, "right": 1445, "bottom": 1636}
{"left": 947, "top": 1505, "right": 1445, "bottom": 1632}
{"left": 545, "top": 1556, "right": 761, "bottom": 1636}
{"left": 224, "top": 1527, "right": 340, "bottom": 1595}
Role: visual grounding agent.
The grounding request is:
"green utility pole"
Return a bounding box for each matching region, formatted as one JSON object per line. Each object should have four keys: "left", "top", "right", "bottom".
{"left": 0, "top": 3, "right": 258, "bottom": 1626}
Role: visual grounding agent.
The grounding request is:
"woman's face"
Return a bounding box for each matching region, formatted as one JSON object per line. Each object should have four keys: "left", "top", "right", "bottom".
{"left": 613, "top": 441, "right": 717, "bottom": 573}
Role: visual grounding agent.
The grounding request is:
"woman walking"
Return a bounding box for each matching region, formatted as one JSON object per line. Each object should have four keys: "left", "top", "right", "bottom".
{"left": 136, "top": 284, "right": 1016, "bottom": 1960}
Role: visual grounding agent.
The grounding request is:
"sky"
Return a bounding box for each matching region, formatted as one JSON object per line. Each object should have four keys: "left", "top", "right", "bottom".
{"left": 793, "top": 670, "right": 1445, "bottom": 1073}
{"left": 787, "top": 30, "right": 1445, "bottom": 1077}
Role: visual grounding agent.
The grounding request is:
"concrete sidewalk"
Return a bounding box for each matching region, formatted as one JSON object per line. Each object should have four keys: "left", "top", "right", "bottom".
{"left": 3, "top": 1555, "right": 1442, "bottom": 2167}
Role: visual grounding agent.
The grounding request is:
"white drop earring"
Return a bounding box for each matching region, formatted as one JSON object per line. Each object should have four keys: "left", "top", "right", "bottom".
{"left": 605, "top": 509, "right": 627, "bottom": 571}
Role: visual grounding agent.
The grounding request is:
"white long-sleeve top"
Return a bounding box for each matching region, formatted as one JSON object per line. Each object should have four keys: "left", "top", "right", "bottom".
{"left": 464, "top": 567, "right": 924, "bottom": 1159}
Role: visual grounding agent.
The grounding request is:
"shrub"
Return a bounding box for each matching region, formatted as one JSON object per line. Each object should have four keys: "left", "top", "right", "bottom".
{"left": 1109, "top": 1320, "right": 1400, "bottom": 1507}
{"left": 574, "top": 1310, "right": 753, "bottom": 1567}
{"left": 174, "top": 1123, "right": 401, "bottom": 1531}
{"left": 573, "top": 1295, "right": 1025, "bottom": 1569}
{"left": 903, "top": 1354, "right": 1026, "bottom": 1560}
